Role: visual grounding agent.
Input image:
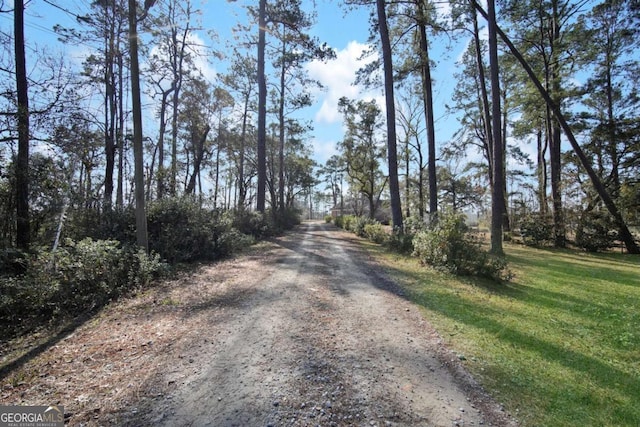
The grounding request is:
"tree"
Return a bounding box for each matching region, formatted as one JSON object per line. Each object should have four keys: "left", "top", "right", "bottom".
{"left": 180, "top": 77, "right": 214, "bottom": 196}
{"left": 128, "top": 0, "right": 152, "bottom": 251}
{"left": 473, "top": 1, "right": 640, "bottom": 253}
{"left": 14, "top": 0, "right": 29, "bottom": 250}
{"left": 256, "top": 0, "right": 267, "bottom": 212}
{"left": 56, "top": 0, "right": 129, "bottom": 210}
{"left": 146, "top": 0, "right": 203, "bottom": 197}
{"left": 222, "top": 51, "right": 257, "bottom": 209}
{"left": 487, "top": 0, "right": 505, "bottom": 255}
{"left": 376, "top": 0, "right": 403, "bottom": 230}
{"left": 319, "top": 155, "right": 346, "bottom": 214}
{"left": 412, "top": 0, "right": 438, "bottom": 219}
{"left": 338, "top": 97, "right": 387, "bottom": 219}
{"left": 438, "top": 162, "right": 484, "bottom": 213}
{"left": 267, "top": 0, "right": 333, "bottom": 214}
{"left": 396, "top": 89, "right": 427, "bottom": 219}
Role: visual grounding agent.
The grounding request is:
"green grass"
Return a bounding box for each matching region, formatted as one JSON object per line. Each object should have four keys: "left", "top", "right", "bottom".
{"left": 368, "top": 242, "right": 640, "bottom": 427}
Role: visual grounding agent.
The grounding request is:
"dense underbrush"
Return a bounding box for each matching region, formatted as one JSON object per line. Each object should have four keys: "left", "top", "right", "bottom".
{"left": 0, "top": 199, "right": 300, "bottom": 341}
{"left": 331, "top": 212, "right": 511, "bottom": 282}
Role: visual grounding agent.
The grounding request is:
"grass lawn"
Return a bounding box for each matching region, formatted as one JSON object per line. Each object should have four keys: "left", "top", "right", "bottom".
{"left": 368, "top": 242, "right": 640, "bottom": 427}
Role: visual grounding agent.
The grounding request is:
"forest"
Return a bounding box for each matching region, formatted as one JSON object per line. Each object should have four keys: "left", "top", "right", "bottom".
{"left": 1, "top": 0, "right": 639, "bottom": 335}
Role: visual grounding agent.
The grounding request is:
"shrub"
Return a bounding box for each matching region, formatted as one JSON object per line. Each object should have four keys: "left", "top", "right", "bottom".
{"left": 0, "top": 239, "right": 165, "bottom": 339}
{"left": 45, "top": 238, "right": 165, "bottom": 312}
{"left": 352, "top": 216, "right": 376, "bottom": 237}
{"left": 341, "top": 215, "right": 357, "bottom": 231}
{"left": 364, "top": 222, "right": 388, "bottom": 244}
{"left": 272, "top": 207, "right": 302, "bottom": 231}
{"left": 403, "top": 216, "right": 428, "bottom": 235}
{"left": 334, "top": 215, "right": 354, "bottom": 230}
{"left": 231, "top": 209, "right": 276, "bottom": 239}
{"left": 412, "top": 212, "right": 510, "bottom": 281}
{"left": 575, "top": 210, "right": 618, "bottom": 252}
{"left": 148, "top": 197, "right": 254, "bottom": 263}
{"left": 385, "top": 230, "right": 415, "bottom": 254}
{"left": 324, "top": 215, "right": 333, "bottom": 223}
{"left": 147, "top": 197, "right": 215, "bottom": 263}
{"left": 520, "top": 213, "right": 553, "bottom": 247}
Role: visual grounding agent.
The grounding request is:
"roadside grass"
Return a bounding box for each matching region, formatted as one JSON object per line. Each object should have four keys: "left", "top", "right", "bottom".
{"left": 365, "top": 241, "right": 640, "bottom": 426}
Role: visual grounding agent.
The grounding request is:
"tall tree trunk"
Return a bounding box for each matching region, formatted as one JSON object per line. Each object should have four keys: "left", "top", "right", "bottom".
{"left": 471, "top": 2, "right": 495, "bottom": 187}
{"left": 14, "top": 0, "right": 30, "bottom": 250}
{"left": 104, "top": 4, "right": 116, "bottom": 211}
{"left": 415, "top": 134, "right": 425, "bottom": 219}
{"left": 128, "top": 0, "right": 149, "bottom": 251}
{"left": 186, "top": 125, "right": 211, "bottom": 195}
{"left": 116, "top": 48, "right": 125, "bottom": 209}
{"left": 278, "top": 30, "right": 286, "bottom": 213}
{"left": 416, "top": 0, "right": 437, "bottom": 220}
{"left": 256, "top": 0, "right": 267, "bottom": 212}
{"left": 376, "top": 0, "right": 403, "bottom": 230}
{"left": 487, "top": 0, "right": 505, "bottom": 255}
{"left": 170, "top": 85, "right": 179, "bottom": 195}
{"left": 473, "top": 1, "right": 640, "bottom": 254}
{"left": 238, "top": 91, "right": 250, "bottom": 208}
{"left": 548, "top": 0, "right": 566, "bottom": 247}
{"left": 536, "top": 127, "right": 548, "bottom": 214}
{"left": 404, "top": 135, "right": 410, "bottom": 218}
{"left": 501, "top": 87, "right": 511, "bottom": 232}
{"left": 156, "top": 88, "right": 172, "bottom": 199}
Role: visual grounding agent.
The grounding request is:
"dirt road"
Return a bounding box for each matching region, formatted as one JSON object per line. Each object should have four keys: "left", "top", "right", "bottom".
{"left": 1, "top": 221, "right": 514, "bottom": 426}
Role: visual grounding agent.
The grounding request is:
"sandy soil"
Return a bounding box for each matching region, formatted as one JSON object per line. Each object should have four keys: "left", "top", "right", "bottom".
{"left": 1, "top": 221, "right": 516, "bottom": 426}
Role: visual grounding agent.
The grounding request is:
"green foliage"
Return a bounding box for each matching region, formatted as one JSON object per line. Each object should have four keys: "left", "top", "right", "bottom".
{"left": 412, "top": 213, "right": 510, "bottom": 280}
{"left": 147, "top": 197, "right": 253, "bottom": 263}
{"left": 575, "top": 210, "right": 618, "bottom": 252}
{"left": 231, "top": 209, "right": 276, "bottom": 239}
{"left": 324, "top": 215, "right": 333, "bottom": 223}
{"left": 363, "top": 222, "right": 388, "bottom": 244}
{"left": 334, "top": 214, "right": 356, "bottom": 231}
{"left": 519, "top": 213, "right": 554, "bottom": 247}
{"left": 272, "top": 207, "right": 302, "bottom": 231}
{"left": 352, "top": 216, "right": 376, "bottom": 237}
{"left": 403, "top": 215, "right": 428, "bottom": 234}
{"left": 385, "top": 231, "right": 415, "bottom": 254}
{"left": 0, "top": 239, "right": 165, "bottom": 340}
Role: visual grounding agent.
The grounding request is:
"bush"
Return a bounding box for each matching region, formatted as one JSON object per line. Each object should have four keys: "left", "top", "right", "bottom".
{"left": 272, "top": 207, "right": 302, "bottom": 231}
{"left": 335, "top": 215, "right": 356, "bottom": 231}
{"left": 575, "top": 210, "right": 618, "bottom": 252}
{"left": 343, "top": 215, "right": 356, "bottom": 231}
{"left": 324, "top": 215, "right": 333, "bottom": 223}
{"left": 403, "top": 216, "right": 428, "bottom": 234}
{"left": 45, "top": 239, "right": 165, "bottom": 312}
{"left": 412, "top": 213, "right": 510, "bottom": 281}
{"left": 0, "top": 239, "right": 165, "bottom": 339}
{"left": 352, "top": 216, "right": 376, "bottom": 237}
{"left": 520, "top": 213, "right": 553, "bottom": 247}
{"left": 385, "top": 231, "right": 415, "bottom": 254}
{"left": 363, "top": 222, "right": 388, "bottom": 244}
{"left": 148, "top": 197, "right": 255, "bottom": 263}
{"left": 231, "top": 209, "right": 276, "bottom": 239}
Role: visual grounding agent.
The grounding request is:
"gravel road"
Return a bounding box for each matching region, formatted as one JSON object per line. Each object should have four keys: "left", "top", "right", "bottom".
{"left": 127, "top": 221, "right": 513, "bottom": 427}
{"left": 1, "top": 221, "right": 514, "bottom": 426}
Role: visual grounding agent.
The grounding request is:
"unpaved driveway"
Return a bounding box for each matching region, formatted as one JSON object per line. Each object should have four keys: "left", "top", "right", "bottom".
{"left": 1, "top": 221, "right": 514, "bottom": 426}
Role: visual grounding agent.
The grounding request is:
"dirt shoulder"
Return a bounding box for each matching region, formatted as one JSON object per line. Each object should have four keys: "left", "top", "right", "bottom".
{"left": 1, "top": 221, "right": 516, "bottom": 426}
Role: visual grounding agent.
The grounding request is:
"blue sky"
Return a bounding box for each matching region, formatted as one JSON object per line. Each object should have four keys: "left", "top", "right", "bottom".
{"left": 15, "top": 0, "right": 465, "bottom": 166}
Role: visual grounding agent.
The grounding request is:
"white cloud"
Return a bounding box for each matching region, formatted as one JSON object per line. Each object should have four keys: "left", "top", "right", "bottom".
{"left": 311, "top": 138, "right": 338, "bottom": 164}
{"left": 306, "top": 40, "right": 379, "bottom": 125}
{"left": 188, "top": 32, "right": 218, "bottom": 82}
